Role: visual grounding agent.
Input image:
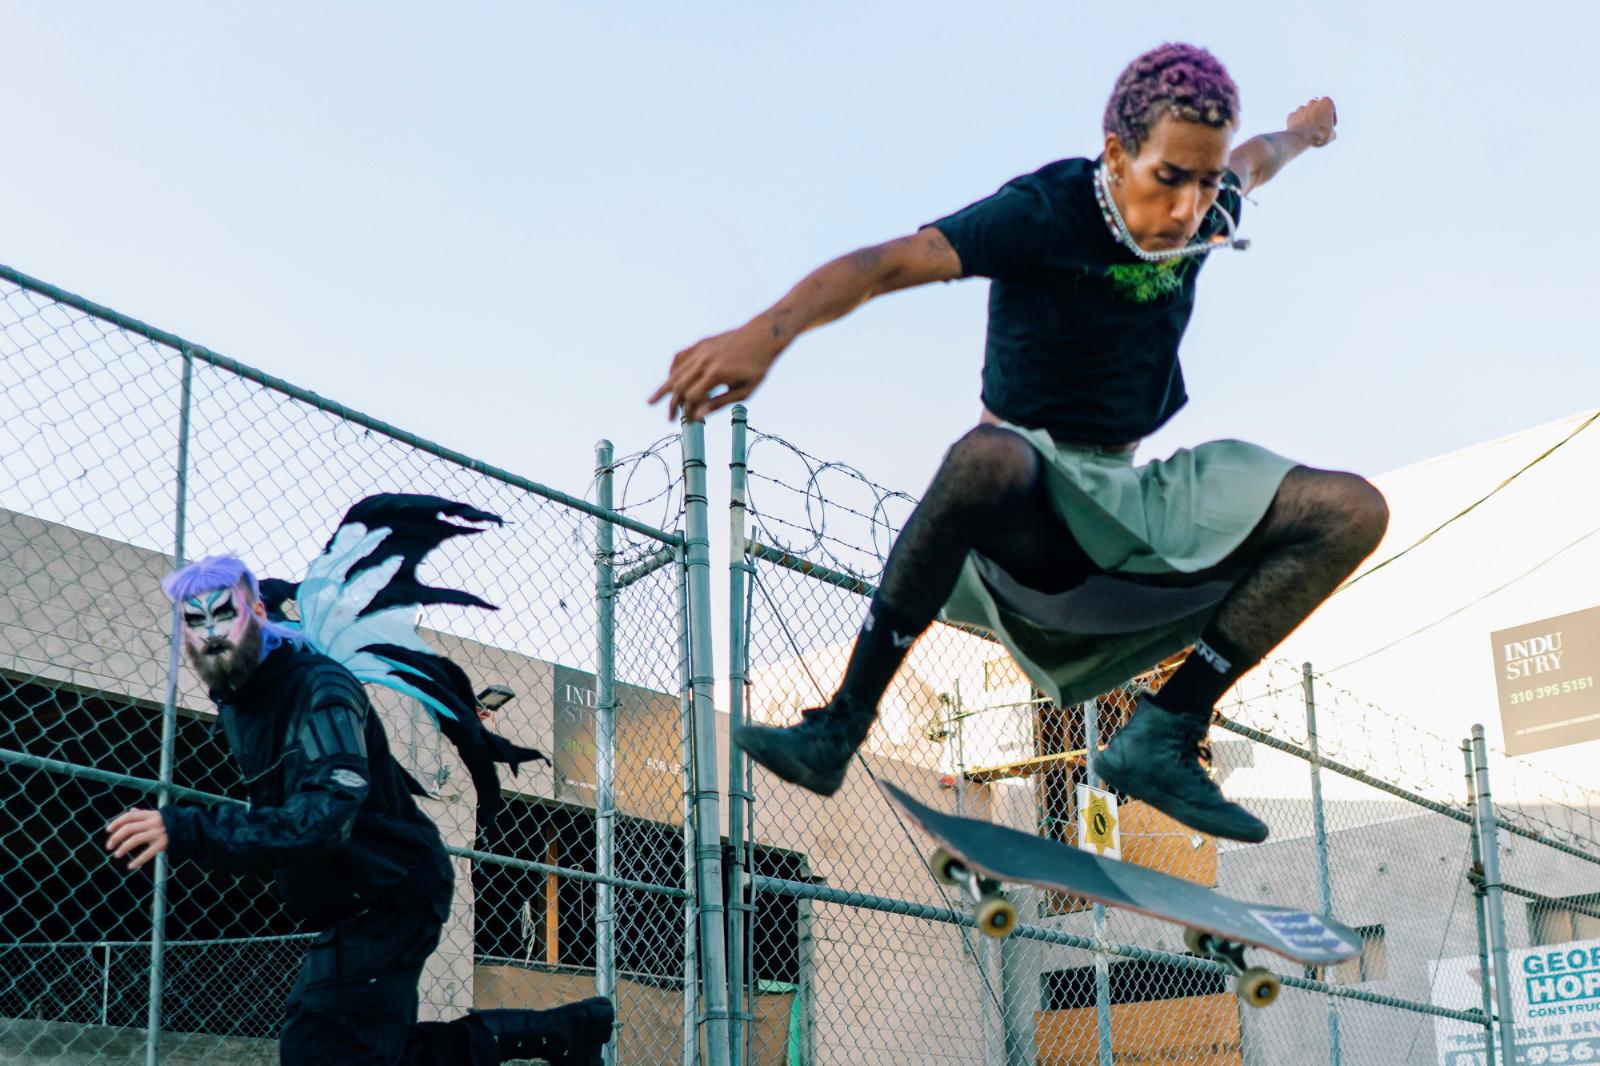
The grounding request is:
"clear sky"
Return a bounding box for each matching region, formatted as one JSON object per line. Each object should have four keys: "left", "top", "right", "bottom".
{"left": 5, "top": 1, "right": 1597, "bottom": 507}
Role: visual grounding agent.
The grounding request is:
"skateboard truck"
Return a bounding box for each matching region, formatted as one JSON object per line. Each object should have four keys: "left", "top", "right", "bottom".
{"left": 1183, "top": 928, "right": 1281, "bottom": 1008}
{"left": 929, "top": 847, "right": 1018, "bottom": 938}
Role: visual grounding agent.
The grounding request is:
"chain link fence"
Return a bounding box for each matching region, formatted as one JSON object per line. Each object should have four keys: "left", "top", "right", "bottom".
{"left": 6, "top": 263, "right": 1600, "bottom": 1066}
{"left": 0, "top": 265, "right": 734, "bottom": 1065}
{"left": 725, "top": 407, "right": 1600, "bottom": 1066}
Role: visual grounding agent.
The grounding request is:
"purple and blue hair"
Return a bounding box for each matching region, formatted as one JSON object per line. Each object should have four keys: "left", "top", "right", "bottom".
{"left": 1103, "top": 43, "right": 1239, "bottom": 155}
{"left": 161, "top": 554, "right": 261, "bottom": 605}
{"left": 161, "top": 554, "right": 302, "bottom": 648}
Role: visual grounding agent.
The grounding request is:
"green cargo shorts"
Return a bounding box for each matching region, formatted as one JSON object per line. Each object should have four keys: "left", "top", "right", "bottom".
{"left": 941, "top": 422, "right": 1298, "bottom": 707}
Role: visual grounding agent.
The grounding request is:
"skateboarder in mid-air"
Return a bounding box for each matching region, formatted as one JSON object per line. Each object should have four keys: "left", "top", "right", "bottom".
{"left": 651, "top": 43, "right": 1387, "bottom": 843}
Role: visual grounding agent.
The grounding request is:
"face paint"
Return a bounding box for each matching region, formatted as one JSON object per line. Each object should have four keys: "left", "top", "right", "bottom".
{"left": 181, "top": 586, "right": 249, "bottom": 647}
{"left": 180, "top": 583, "right": 262, "bottom": 695}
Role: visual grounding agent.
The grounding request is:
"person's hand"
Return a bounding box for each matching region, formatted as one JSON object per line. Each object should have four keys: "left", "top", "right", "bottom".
{"left": 106, "top": 809, "right": 169, "bottom": 872}
{"left": 649, "top": 321, "right": 783, "bottom": 422}
{"left": 1287, "top": 97, "right": 1337, "bottom": 148}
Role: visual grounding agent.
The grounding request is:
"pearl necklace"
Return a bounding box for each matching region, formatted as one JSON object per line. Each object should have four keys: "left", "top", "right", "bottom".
{"left": 1093, "top": 163, "right": 1249, "bottom": 263}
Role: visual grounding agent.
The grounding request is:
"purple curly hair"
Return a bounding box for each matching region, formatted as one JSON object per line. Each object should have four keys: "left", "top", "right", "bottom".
{"left": 1103, "top": 43, "right": 1239, "bottom": 156}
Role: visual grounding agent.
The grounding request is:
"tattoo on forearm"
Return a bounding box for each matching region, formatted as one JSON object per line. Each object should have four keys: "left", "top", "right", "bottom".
{"left": 846, "top": 247, "right": 883, "bottom": 274}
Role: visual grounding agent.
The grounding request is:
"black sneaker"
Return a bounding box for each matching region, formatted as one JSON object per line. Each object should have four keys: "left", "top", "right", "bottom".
{"left": 1095, "top": 696, "right": 1268, "bottom": 844}
{"left": 468, "top": 996, "right": 615, "bottom": 1065}
{"left": 733, "top": 695, "right": 875, "bottom": 797}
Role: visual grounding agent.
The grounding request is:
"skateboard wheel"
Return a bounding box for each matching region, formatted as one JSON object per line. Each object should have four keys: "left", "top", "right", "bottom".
{"left": 930, "top": 848, "right": 964, "bottom": 887}
{"left": 1183, "top": 927, "right": 1208, "bottom": 956}
{"left": 975, "top": 896, "right": 1017, "bottom": 938}
{"left": 1238, "top": 968, "right": 1280, "bottom": 1008}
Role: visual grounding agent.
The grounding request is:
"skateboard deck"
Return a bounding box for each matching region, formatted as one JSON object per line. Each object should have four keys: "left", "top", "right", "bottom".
{"left": 882, "top": 780, "right": 1361, "bottom": 1006}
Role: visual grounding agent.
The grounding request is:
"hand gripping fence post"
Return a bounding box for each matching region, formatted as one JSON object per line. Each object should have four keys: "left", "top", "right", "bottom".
{"left": 681, "top": 418, "right": 732, "bottom": 1066}
{"left": 146, "top": 347, "right": 194, "bottom": 1066}
{"left": 1083, "top": 701, "right": 1115, "bottom": 1066}
{"left": 725, "top": 406, "right": 753, "bottom": 1066}
{"left": 594, "top": 440, "right": 618, "bottom": 1066}
{"left": 1471, "top": 724, "right": 1518, "bottom": 1066}
{"left": 1303, "top": 664, "right": 1342, "bottom": 1066}
{"left": 1462, "top": 739, "right": 1498, "bottom": 1066}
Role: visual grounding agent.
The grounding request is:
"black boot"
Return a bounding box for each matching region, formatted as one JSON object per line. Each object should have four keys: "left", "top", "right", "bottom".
{"left": 1095, "top": 696, "right": 1268, "bottom": 843}
{"left": 733, "top": 694, "right": 875, "bottom": 797}
{"left": 467, "top": 997, "right": 615, "bottom": 1066}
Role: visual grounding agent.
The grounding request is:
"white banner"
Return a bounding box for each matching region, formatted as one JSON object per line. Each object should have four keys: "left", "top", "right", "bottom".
{"left": 1432, "top": 938, "right": 1600, "bottom": 1065}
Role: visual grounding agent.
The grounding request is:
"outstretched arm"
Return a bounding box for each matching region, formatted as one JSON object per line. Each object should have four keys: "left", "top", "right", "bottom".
{"left": 1228, "top": 97, "right": 1338, "bottom": 197}
{"left": 650, "top": 227, "right": 963, "bottom": 422}
{"left": 110, "top": 694, "right": 371, "bottom": 876}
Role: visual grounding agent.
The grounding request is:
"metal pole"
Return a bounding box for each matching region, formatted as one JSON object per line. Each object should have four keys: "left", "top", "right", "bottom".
{"left": 101, "top": 943, "right": 110, "bottom": 1027}
{"left": 146, "top": 348, "right": 194, "bottom": 1066}
{"left": 681, "top": 419, "right": 732, "bottom": 1066}
{"left": 676, "top": 547, "right": 700, "bottom": 1066}
{"left": 593, "top": 441, "right": 617, "bottom": 1066}
{"left": 952, "top": 681, "right": 967, "bottom": 818}
{"left": 960, "top": 685, "right": 998, "bottom": 1062}
{"left": 1303, "top": 664, "right": 1342, "bottom": 1066}
{"left": 1471, "top": 725, "right": 1518, "bottom": 1066}
{"left": 1463, "top": 740, "right": 1497, "bottom": 1066}
{"left": 725, "top": 406, "right": 752, "bottom": 1066}
{"left": 1084, "top": 701, "right": 1113, "bottom": 1066}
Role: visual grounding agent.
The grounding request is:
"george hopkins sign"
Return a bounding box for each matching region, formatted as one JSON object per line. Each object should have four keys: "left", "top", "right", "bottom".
{"left": 1432, "top": 939, "right": 1600, "bottom": 1066}
{"left": 1490, "top": 605, "right": 1600, "bottom": 756}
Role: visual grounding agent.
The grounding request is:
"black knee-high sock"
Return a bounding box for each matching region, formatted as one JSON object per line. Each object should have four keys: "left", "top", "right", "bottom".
{"left": 1150, "top": 630, "right": 1252, "bottom": 720}
{"left": 832, "top": 597, "right": 926, "bottom": 711}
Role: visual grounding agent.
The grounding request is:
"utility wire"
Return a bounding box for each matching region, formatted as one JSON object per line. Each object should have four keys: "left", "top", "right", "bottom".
{"left": 1336, "top": 410, "right": 1598, "bottom": 595}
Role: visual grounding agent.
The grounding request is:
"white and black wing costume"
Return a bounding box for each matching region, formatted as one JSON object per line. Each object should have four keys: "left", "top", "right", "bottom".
{"left": 259, "top": 493, "right": 547, "bottom": 821}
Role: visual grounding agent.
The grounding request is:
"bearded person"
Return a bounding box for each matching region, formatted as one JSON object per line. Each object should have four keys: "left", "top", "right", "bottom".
{"left": 105, "top": 555, "right": 613, "bottom": 1065}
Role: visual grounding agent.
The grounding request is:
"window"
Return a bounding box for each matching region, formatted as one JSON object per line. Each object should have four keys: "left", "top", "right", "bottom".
{"left": 1529, "top": 894, "right": 1600, "bottom": 945}
{"left": 476, "top": 798, "right": 696, "bottom": 982}
{"left": 475, "top": 796, "right": 804, "bottom": 989}
{"left": 1308, "top": 924, "right": 1387, "bottom": 984}
{"left": 730, "top": 845, "right": 806, "bottom": 986}
{"left": 1043, "top": 958, "right": 1227, "bottom": 1008}
{"left": 0, "top": 680, "right": 299, "bottom": 1037}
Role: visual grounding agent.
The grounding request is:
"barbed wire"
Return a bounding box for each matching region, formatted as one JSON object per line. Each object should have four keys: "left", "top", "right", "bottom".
{"left": 577, "top": 431, "right": 685, "bottom": 567}
{"left": 744, "top": 430, "right": 916, "bottom": 580}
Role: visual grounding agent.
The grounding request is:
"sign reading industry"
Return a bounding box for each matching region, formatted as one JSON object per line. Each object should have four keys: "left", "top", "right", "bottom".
{"left": 551, "top": 664, "right": 683, "bottom": 825}
{"left": 1490, "top": 604, "right": 1600, "bottom": 756}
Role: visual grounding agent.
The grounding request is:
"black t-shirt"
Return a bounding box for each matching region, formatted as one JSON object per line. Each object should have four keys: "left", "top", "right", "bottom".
{"left": 930, "top": 157, "right": 1243, "bottom": 444}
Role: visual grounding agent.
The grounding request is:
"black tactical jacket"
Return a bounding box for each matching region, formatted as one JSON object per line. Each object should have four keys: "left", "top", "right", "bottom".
{"left": 162, "top": 644, "right": 450, "bottom": 925}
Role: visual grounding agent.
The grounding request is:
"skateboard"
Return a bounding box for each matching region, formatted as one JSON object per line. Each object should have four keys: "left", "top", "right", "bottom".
{"left": 881, "top": 780, "right": 1361, "bottom": 1007}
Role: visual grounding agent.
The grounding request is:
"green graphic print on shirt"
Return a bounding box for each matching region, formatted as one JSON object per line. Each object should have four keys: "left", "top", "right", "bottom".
{"left": 1102, "top": 257, "right": 1193, "bottom": 303}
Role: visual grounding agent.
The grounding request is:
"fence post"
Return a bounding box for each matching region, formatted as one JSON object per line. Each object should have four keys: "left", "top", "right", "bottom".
{"left": 146, "top": 348, "right": 194, "bottom": 1066}
{"left": 594, "top": 440, "right": 618, "bottom": 1066}
{"left": 726, "top": 405, "right": 753, "bottom": 1066}
{"left": 681, "top": 418, "right": 732, "bottom": 1066}
{"left": 676, "top": 547, "right": 701, "bottom": 1066}
{"left": 1471, "top": 725, "right": 1518, "bottom": 1066}
{"left": 100, "top": 943, "right": 110, "bottom": 1027}
{"left": 1302, "top": 664, "right": 1342, "bottom": 1066}
{"left": 1084, "top": 701, "right": 1114, "bottom": 1066}
{"left": 1462, "top": 739, "right": 1498, "bottom": 1066}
